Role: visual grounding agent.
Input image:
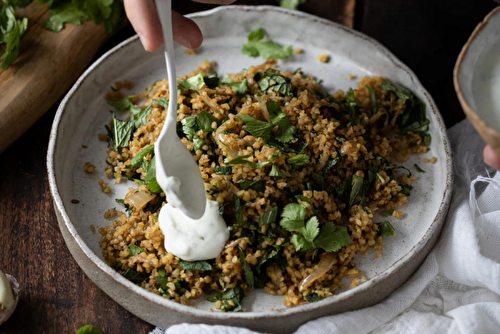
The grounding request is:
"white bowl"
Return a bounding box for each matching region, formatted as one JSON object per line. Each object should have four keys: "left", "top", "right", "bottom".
{"left": 47, "top": 5, "right": 453, "bottom": 333}
{"left": 454, "top": 6, "right": 500, "bottom": 158}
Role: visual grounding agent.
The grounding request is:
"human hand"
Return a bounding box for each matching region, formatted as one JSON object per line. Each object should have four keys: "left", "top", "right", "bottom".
{"left": 483, "top": 145, "right": 500, "bottom": 170}
{"left": 124, "top": 0, "right": 236, "bottom": 52}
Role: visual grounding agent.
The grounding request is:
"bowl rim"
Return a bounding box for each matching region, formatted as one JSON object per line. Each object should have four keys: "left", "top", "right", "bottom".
{"left": 47, "top": 4, "right": 453, "bottom": 321}
{"left": 453, "top": 6, "right": 500, "bottom": 145}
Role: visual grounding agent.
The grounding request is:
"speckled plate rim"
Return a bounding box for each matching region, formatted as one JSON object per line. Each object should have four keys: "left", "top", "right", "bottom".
{"left": 453, "top": 5, "right": 500, "bottom": 155}
{"left": 47, "top": 5, "right": 453, "bottom": 321}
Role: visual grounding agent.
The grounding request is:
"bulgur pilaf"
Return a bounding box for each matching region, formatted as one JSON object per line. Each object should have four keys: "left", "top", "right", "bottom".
{"left": 97, "top": 59, "right": 431, "bottom": 311}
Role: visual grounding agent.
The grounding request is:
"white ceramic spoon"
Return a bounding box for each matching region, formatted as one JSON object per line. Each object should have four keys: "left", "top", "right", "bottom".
{"left": 153, "top": 0, "right": 206, "bottom": 219}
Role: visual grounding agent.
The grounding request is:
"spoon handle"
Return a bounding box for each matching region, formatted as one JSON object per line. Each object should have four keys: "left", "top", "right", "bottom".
{"left": 155, "top": 0, "right": 178, "bottom": 133}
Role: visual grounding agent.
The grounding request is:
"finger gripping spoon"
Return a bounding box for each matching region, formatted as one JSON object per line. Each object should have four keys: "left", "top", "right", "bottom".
{"left": 153, "top": 0, "right": 206, "bottom": 219}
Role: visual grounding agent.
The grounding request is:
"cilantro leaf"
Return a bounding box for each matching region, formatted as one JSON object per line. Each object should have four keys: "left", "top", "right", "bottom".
{"left": 242, "top": 28, "right": 293, "bottom": 60}
{"left": 179, "top": 260, "right": 212, "bottom": 271}
{"left": 303, "top": 216, "right": 319, "bottom": 242}
{"left": 104, "top": 0, "right": 125, "bottom": 34}
{"left": 43, "top": 3, "right": 88, "bottom": 32}
{"left": 266, "top": 101, "right": 297, "bottom": 143}
{"left": 280, "top": 203, "right": 307, "bottom": 233}
{"left": 314, "top": 223, "right": 351, "bottom": 252}
{"left": 128, "top": 244, "right": 143, "bottom": 256}
{"left": 0, "top": 4, "right": 28, "bottom": 70}
{"left": 237, "top": 114, "right": 273, "bottom": 139}
{"left": 152, "top": 97, "right": 169, "bottom": 108}
{"left": 258, "top": 206, "right": 278, "bottom": 226}
{"left": 375, "top": 221, "right": 396, "bottom": 240}
{"left": 233, "top": 194, "right": 245, "bottom": 226}
{"left": 225, "top": 152, "right": 278, "bottom": 169}
{"left": 203, "top": 72, "right": 219, "bottom": 89}
{"left": 197, "top": 111, "right": 221, "bottom": 132}
{"left": 291, "top": 234, "right": 315, "bottom": 251}
{"left": 220, "top": 78, "right": 249, "bottom": 96}
{"left": 178, "top": 73, "right": 205, "bottom": 91}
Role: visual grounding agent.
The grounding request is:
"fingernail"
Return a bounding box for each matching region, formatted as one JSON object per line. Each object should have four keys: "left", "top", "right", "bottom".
{"left": 175, "top": 35, "right": 192, "bottom": 49}
{"left": 484, "top": 157, "right": 500, "bottom": 170}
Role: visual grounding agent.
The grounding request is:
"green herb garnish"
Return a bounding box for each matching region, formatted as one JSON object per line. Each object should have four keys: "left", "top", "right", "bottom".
{"left": 128, "top": 244, "right": 143, "bottom": 257}
{"left": 287, "top": 153, "right": 310, "bottom": 168}
{"left": 238, "top": 247, "right": 254, "bottom": 288}
{"left": 414, "top": 164, "right": 425, "bottom": 173}
{"left": 258, "top": 68, "right": 293, "bottom": 97}
{"left": 129, "top": 145, "right": 154, "bottom": 168}
{"left": 76, "top": 324, "right": 105, "bottom": 334}
{"left": 242, "top": 28, "right": 293, "bottom": 61}
{"left": 112, "top": 115, "right": 134, "bottom": 149}
{"left": 207, "top": 286, "right": 245, "bottom": 312}
{"left": 270, "top": 164, "right": 286, "bottom": 178}
{"left": 375, "top": 221, "right": 396, "bottom": 240}
{"left": 144, "top": 156, "right": 163, "bottom": 194}
{"left": 177, "top": 73, "right": 205, "bottom": 91}
{"left": 215, "top": 165, "right": 233, "bottom": 175}
{"left": 258, "top": 206, "right": 278, "bottom": 226}
{"left": 380, "top": 210, "right": 394, "bottom": 217}
{"left": 305, "top": 292, "right": 323, "bottom": 302}
{"left": 121, "top": 268, "right": 149, "bottom": 284}
{"left": 179, "top": 260, "right": 212, "bottom": 271}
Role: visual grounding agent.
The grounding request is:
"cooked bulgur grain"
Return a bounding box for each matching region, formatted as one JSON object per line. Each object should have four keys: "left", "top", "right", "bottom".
{"left": 84, "top": 162, "right": 96, "bottom": 173}
{"left": 185, "top": 49, "right": 196, "bottom": 55}
{"left": 97, "top": 60, "right": 431, "bottom": 310}
{"left": 293, "top": 48, "right": 303, "bottom": 54}
{"left": 317, "top": 54, "right": 329, "bottom": 63}
{"left": 348, "top": 74, "right": 356, "bottom": 80}
{"left": 98, "top": 179, "right": 111, "bottom": 193}
{"left": 430, "top": 157, "right": 438, "bottom": 164}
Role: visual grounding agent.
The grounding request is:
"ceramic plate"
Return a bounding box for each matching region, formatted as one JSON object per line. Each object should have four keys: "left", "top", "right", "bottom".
{"left": 47, "top": 5, "right": 453, "bottom": 333}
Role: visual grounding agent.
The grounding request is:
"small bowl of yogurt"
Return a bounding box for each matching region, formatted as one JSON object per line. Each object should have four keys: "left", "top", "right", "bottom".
{"left": 454, "top": 6, "right": 500, "bottom": 158}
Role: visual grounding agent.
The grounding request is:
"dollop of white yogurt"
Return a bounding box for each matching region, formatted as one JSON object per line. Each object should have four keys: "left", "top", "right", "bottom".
{"left": 158, "top": 199, "right": 229, "bottom": 261}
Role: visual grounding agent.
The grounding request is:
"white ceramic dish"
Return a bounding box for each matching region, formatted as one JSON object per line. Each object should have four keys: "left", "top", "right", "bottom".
{"left": 47, "top": 6, "right": 453, "bottom": 333}
{"left": 454, "top": 6, "right": 500, "bottom": 159}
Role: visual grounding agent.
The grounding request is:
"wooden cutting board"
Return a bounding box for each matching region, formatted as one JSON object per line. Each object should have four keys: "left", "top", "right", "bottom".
{"left": 0, "top": 2, "right": 112, "bottom": 153}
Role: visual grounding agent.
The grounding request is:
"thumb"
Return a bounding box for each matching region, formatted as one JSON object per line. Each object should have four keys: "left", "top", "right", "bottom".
{"left": 483, "top": 144, "right": 500, "bottom": 170}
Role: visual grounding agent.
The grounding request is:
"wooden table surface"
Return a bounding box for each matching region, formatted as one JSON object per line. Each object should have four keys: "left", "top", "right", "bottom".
{"left": 0, "top": 1, "right": 497, "bottom": 333}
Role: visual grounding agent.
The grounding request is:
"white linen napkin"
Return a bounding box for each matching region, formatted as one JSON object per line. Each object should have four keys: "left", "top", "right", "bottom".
{"left": 151, "top": 119, "right": 500, "bottom": 334}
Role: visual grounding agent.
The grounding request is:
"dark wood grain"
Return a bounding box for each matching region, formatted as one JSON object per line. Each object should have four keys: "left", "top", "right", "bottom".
{"left": 0, "top": 1, "right": 498, "bottom": 333}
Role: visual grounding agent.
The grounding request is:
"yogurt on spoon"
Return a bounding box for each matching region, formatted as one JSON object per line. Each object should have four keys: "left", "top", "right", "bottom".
{"left": 153, "top": 0, "right": 229, "bottom": 261}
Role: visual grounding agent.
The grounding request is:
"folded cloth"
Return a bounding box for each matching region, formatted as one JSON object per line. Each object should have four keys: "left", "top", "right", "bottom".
{"left": 152, "top": 119, "right": 500, "bottom": 334}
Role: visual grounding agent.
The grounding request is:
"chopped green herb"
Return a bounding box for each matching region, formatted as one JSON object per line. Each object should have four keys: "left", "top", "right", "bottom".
{"left": 242, "top": 28, "right": 293, "bottom": 61}
{"left": 345, "top": 88, "right": 361, "bottom": 126}
{"left": 381, "top": 210, "right": 394, "bottom": 217}
{"left": 129, "top": 145, "right": 154, "bottom": 168}
{"left": 177, "top": 73, "right": 205, "bottom": 91}
{"left": 375, "top": 221, "right": 396, "bottom": 240}
{"left": 121, "top": 268, "right": 149, "bottom": 283}
{"left": 152, "top": 97, "right": 169, "bottom": 108}
{"left": 112, "top": 115, "right": 134, "bottom": 148}
{"left": 258, "top": 69, "right": 293, "bottom": 97}
{"left": 399, "top": 184, "right": 413, "bottom": 196}
{"left": 237, "top": 179, "right": 266, "bottom": 192}
{"left": 204, "top": 72, "right": 220, "bottom": 89}
{"left": 258, "top": 206, "right": 278, "bottom": 226}
{"left": 238, "top": 247, "right": 254, "bottom": 288}
{"left": 128, "top": 244, "right": 143, "bottom": 257}
{"left": 305, "top": 292, "right": 323, "bottom": 302}
{"left": 366, "top": 85, "right": 377, "bottom": 114}
{"left": 287, "top": 153, "right": 310, "bottom": 168}
{"left": 215, "top": 165, "right": 233, "bottom": 175}
{"left": 336, "top": 137, "right": 346, "bottom": 143}
{"left": 76, "top": 324, "right": 105, "bottom": 334}
{"left": 144, "top": 156, "right": 163, "bottom": 194}
{"left": 237, "top": 114, "right": 273, "bottom": 138}
{"left": 207, "top": 286, "right": 245, "bottom": 312}
{"left": 82, "top": 145, "right": 88, "bottom": 148}
{"left": 266, "top": 101, "right": 297, "bottom": 143}
{"left": 270, "top": 164, "right": 286, "bottom": 178}
{"left": 314, "top": 222, "right": 351, "bottom": 252}
{"left": 225, "top": 152, "right": 278, "bottom": 169}
{"left": 233, "top": 194, "right": 245, "bottom": 226}
{"left": 295, "top": 195, "right": 312, "bottom": 204}
{"left": 220, "top": 78, "right": 249, "bottom": 96}
{"left": 349, "top": 175, "right": 367, "bottom": 207}
{"left": 108, "top": 95, "right": 133, "bottom": 110}
{"left": 414, "top": 164, "right": 425, "bottom": 173}
{"left": 197, "top": 111, "right": 221, "bottom": 132}
{"left": 179, "top": 260, "right": 212, "bottom": 271}
{"left": 130, "top": 104, "right": 152, "bottom": 128}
